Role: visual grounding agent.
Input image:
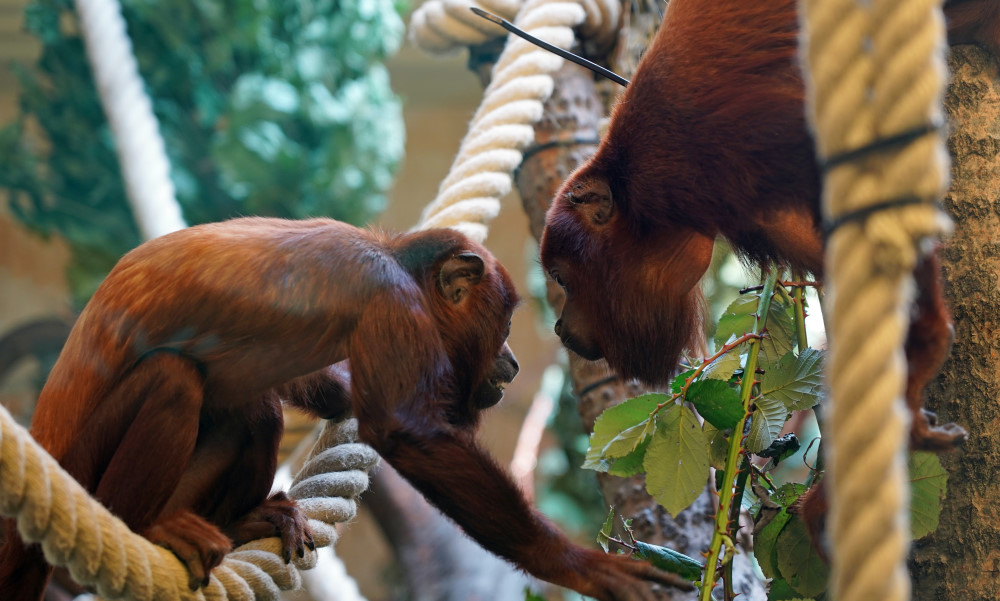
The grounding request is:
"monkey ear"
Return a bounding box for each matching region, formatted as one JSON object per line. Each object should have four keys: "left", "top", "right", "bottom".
{"left": 567, "top": 179, "right": 615, "bottom": 226}
{"left": 439, "top": 252, "right": 485, "bottom": 304}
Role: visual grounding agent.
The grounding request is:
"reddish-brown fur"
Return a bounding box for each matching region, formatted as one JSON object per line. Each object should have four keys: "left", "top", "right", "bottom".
{"left": 540, "top": 0, "right": 995, "bottom": 451}
{"left": 0, "top": 217, "right": 688, "bottom": 600}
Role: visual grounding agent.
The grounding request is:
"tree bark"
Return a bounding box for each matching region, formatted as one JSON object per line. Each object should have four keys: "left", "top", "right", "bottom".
{"left": 910, "top": 45, "right": 1000, "bottom": 601}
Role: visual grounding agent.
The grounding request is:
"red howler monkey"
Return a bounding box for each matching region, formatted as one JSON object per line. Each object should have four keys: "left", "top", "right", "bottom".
{"left": 0, "top": 217, "right": 688, "bottom": 601}
{"left": 540, "top": 0, "right": 999, "bottom": 451}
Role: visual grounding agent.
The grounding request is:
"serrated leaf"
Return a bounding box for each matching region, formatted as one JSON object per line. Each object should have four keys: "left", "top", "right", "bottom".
{"left": 910, "top": 451, "right": 948, "bottom": 539}
{"left": 746, "top": 395, "right": 789, "bottom": 453}
{"left": 703, "top": 350, "right": 742, "bottom": 381}
{"left": 606, "top": 437, "right": 651, "bottom": 477}
{"left": 584, "top": 394, "right": 665, "bottom": 471}
{"left": 633, "top": 540, "right": 703, "bottom": 581}
{"left": 767, "top": 578, "right": 810, "bottom": 601}
{"left": 754, "top": 508, "right": 792, "bottom": 579}
{"left": 760, "top": 349, "right": 825, "bottom": 411}
{"left": 714, "top": 295, "right": 758, "bottom": 349}
{"left": 770, "top": 482, "right": 809, "bottom": 509}
{"left": 602, "top": 419, "right": 654, "bottom": 458}
{"left": 761, "top": 297, "right": 796, "bottom": 363}
{"left": 597, "top": 507, "right": 615, "bottom": 552}
{"left": 643, "top": 405, "right": 710, "bottom": 516}
{"left": 686, "top": 379, "right": 744, "bottom": 430}
{"left": 670, "top": 368, "right": 696, "bottom": 394}
{"left": 703, "top": 422, "right": 730, "bottom": 470}
{"left": 775, "top": 515, "right": 829, "bottom": 598}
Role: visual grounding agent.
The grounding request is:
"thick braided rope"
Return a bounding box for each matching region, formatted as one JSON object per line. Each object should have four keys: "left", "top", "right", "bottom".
{"left": 410, "top": 0, "right": 618, "bottom": 241}
{"left": 0, "top": 403, "right": 378, "bottom": 601}
{"left": 798, "top": 1, "right": 951, "bottom": 600}
{"left": 73, "top": 0, "right": 187, "bottom": 240}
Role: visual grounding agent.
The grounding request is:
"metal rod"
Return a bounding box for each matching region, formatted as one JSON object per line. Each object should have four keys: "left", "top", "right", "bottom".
{"left": 470, "top": 7, "right": 630, "bottom": 87}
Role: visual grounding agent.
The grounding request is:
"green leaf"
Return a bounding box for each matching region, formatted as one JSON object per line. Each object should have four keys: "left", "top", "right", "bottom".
{"left": 643, "top": 405, "right": 710, "bottom": 516}
{"left": 754, "top": 508, "right": 792, "bottom": 579}
{"left": 761, "top": 296, "right": 796, "bottom": 364}
{"left": 714, "top": 295, "right": 758, "bottom": 349}
{"left": 686, "top": 379, "right": 744, "bottom": 430}
{"left": 767, "top": 578, "right": 811, "bottom": 601}
{"left": 771, "top": 482, "right": 809, "bottom": 508}
{"left": 670, "top": 368, "right": 696, "bottom": 394}
{"left": 775, "top": 515, "right": 829, "bottom": 598}
{"left": 633, "top": 540, "right": 703, "bottom": 581}
{"left": 703, "top": 422, "right": 730, "bottom": 470}
{"left": 910, "top": 451, "right": 948, "bottom": 539}
{"left": 746, "top": 395, "right": 789, "bottom": 453}
{"left": 703, "top": 350, "right": 741, "bottom": 381}
{"left": 604, "top": 418, "right": 655, "bottom": 458}
{"left": 597, "top": 506, "right": 615, "bottom": 552}
{"left": 606, "top": 437, "right": 651, "bottom": 477}
{"left": 523, "top": 589, "right": 547, "bottom": 601}
{"left": 760, "top": 349, "right": 825, "bottom": 411}
{"left": 713, "top": 291, "right": 795, "bottom": 364}
{"left": 584, "top": 394, "right": 665, "bottom": 472}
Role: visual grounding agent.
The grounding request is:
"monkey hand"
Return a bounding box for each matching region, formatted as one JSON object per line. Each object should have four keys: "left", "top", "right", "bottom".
{"left": 911, "top": 409, "right": 968, "bottom": 452}
{"left": 542, "top": 546, "right": 695, "bottom": 601}
{"left": 226, "top": 491, "right": 315, "bottom": 563}
{"left": 143, "top": 510, "right": 232, "bottom": 590}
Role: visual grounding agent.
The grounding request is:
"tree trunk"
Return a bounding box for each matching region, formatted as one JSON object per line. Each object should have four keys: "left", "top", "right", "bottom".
{"left": 910, "top": 45, "right": 1000, "bottom": 601}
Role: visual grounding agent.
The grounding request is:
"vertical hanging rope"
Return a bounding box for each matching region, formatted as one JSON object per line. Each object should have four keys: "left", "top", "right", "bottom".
{"left": 73, "top": 0, "right": 187, "bottom": 240}
{"left": 798, "top": 0, "right": 951, "bottom": 599}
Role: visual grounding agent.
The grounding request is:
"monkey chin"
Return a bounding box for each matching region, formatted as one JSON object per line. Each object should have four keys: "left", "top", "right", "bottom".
{"left": 471, "top": 378, "right": 509, "bottom": 409}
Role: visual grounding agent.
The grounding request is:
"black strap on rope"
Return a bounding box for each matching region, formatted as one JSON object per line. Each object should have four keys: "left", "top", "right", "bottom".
{"left": 820, "top": 121, "right": 944, "bottom": 235}
{"left": 820, "top": 121, "right": 942, "bottom": 173}
{"left": 823, "top": 195, "right": 936, "bottom": 236}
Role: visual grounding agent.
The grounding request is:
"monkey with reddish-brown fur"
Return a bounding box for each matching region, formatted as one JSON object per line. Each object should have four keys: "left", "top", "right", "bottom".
{"left": 0, "top": 217, "right": 690, "bottom": 600}
{"left": 540, "top": 0, "right": 998, "bottom": 452}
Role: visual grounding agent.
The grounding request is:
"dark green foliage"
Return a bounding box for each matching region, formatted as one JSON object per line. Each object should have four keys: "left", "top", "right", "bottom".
{"left": 633, "top": 540, "right": 703, "bottom": 581}
{"left": 1, "top": 0, "right": 405, "bottom": 303}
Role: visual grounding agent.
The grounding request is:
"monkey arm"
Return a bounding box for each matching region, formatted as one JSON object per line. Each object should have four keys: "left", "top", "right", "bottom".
{"left": 369, "top": 422, "right": 692, "bottom": 601}
{"left": 278, "top": 361, "right": 353, "bottom": 420}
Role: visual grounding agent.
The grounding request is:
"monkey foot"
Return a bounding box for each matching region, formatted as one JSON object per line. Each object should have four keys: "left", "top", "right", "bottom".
{"left": 911, "top": 409, "right": 968, "bottom": 452}
{"left": 227, "top": 491, "right": 315, "bottom": 562}
{"left": 144, "top": 511, "right": 232, "bottom": 590}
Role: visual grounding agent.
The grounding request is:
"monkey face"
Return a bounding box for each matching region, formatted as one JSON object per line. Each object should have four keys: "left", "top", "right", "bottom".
{"left": 471, "top": 342, "right": 519, "bottom": 409}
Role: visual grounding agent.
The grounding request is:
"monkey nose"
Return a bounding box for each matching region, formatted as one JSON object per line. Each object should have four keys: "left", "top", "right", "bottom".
{"left": 554, "top": 319, "right": 563, "bottom": 337}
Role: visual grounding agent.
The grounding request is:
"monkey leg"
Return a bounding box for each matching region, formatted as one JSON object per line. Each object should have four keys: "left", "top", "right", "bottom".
{"left": 906, "top": 251, "right": 968, "bottom": 451}
{"left": 0, "top": 519, "right": 53, "bottom": 601}
{"left": 224, "top": 491, "right": 315, "bottom": 562}
{"left": 88, "top": 351, "right": 232, "bottom": 589}
{"left": 215, "top": 396, "right": 314, "bottom": 563}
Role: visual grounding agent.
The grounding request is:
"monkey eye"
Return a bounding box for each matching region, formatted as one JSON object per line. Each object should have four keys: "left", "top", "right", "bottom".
{"left": 550, "top": 271, "right": 568, "bottom": 290}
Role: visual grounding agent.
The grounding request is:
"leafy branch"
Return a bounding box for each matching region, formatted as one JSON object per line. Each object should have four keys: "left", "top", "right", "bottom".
{"left": 699, "top": 270, "right": 778, "bottom": 600}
